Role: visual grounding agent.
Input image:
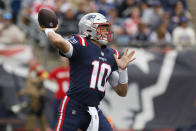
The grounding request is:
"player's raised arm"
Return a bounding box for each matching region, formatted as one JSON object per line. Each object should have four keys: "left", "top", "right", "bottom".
{"left": 38, "top": 9, "right": 70, "bottom": 54}
{"left": 40, "top": 26, "right": 70, "bottom": 53}
{"left": 108, "top": 48, "right": 136, "bottom": 97}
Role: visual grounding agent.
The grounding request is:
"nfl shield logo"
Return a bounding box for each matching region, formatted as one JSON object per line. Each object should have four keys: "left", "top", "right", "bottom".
{"left": 72, "top": 110, "right": 76, "bottom": 115}
{"left": 101, "top": 52, "right": 104, "bottom": 56}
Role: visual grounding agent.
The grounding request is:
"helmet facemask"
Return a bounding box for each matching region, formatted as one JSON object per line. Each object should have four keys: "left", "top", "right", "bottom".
{"left": 92, "top": 23, "right": 114, "bottom": 45}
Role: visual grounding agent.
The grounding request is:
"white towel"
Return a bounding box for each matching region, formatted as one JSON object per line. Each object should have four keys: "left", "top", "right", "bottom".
{"left": 87, "top": 107, "right": 99, "bottom": 131}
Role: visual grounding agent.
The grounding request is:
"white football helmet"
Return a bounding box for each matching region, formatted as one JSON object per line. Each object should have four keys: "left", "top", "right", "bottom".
{"left": 78, "top": 13, "right": 114, "bottom": 45}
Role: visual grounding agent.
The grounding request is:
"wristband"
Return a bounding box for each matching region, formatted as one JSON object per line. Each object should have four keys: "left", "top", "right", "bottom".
{"left": 118, "top": 68, "right": 128, "bottom": 84}
{"left": 44, "top": 28, "right": 54, "bottom": 37}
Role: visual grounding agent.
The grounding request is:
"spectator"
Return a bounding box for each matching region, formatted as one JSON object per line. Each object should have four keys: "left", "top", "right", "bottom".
{"left": 11, "top": 0, "right": 22, "bottom": 24}
{"left": 0, "top": 88, "right": 7, "bottom": 131}
{"left": 49, "top": 57, "right": 70, "bottom": 129}
{"left": 30, "top": 0, "right": 56, "bottom": 20}
{"left": 0, "top": 0, "right": 5, "bottom": 10}
{"left": 135, "top": 21, "right": 150, "bottom": 41}
{"left": 55, "top": 0, "right": 65, "bottom": 15}
{"left": 0, "top": 10, "right": 3, "bottom": 23}
{"left": 84, "top": 0, "right": 97, "bottom": 13}
{"left": 159, "top": 0, "right": 187, "bottom": 11}
{"left": 49, "top": 57, "right": 70, "bottom": 102}
{"left": 17, "top": 7, "right": 31, "bottom": 36}
{"left": 142, "top": 1, "right": 164, "bottom": 30}
{"left": 75, "top": 1, "right": 87, "bottom": 20}
{"left": 96, "top": 0, "right": 114, "bottom": 17}
{"left": 107, "top": 7, "right": 124, "bottom": 36}
{"left": 57, "top": 3, "right": 78, "bottom": 37}
{"left": 118, "top": 0, "right": 137, "bottom": 17}
{"left": 172, "top": 16, "right": 196, "bottom": 46}
{"left": 18, "top": 0, "right": 34, "bottom": 36}
{"left": 0, "top": 13, "right": 25, "bottom": 44}
{"left": 149, "top": 23, "right": 172, "bottom": 44}
{"left": 79, "top": 0, "right": 98, "bottom": 13}
{"left": 170, "top": 1, "right": 192, "bottom": 31}
{"left": 124, "top": 6, "right": 141, "bottom": 37}
{"left": 18, "top": 60, "right": 48, "bottom": 131}
{"left": 161, "top": 11, "right": 172, "bottom": 31}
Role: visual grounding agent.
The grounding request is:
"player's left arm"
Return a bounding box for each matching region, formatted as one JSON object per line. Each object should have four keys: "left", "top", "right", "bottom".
{"left": 109, "top": 48, "right": 136, "bottom": 97}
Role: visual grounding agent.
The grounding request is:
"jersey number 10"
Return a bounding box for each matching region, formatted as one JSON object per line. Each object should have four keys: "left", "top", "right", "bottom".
{"left": 90, "top": 60, "right": 112, "bottom": 92}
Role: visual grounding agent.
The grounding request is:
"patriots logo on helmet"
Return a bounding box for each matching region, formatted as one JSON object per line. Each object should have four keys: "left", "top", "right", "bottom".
{"left": 86, "top": 15, "right": 96, "bottom": 22}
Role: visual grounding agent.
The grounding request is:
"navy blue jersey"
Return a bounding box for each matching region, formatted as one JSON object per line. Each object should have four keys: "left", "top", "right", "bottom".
{"left": 60, "top": 35, "right": 119, "bottom": 106}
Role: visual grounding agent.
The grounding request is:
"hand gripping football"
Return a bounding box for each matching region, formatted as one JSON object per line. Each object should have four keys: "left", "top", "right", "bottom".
{"left": 38, "top": 8, "right": 58, "bottom": 28}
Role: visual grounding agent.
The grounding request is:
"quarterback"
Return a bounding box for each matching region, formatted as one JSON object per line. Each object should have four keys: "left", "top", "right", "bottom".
{"left": 39, "top": 12, "right": 136, "bottom": 131}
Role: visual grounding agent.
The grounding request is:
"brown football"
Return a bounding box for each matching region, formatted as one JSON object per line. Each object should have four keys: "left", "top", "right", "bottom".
{"left": 38, "top": 8, "right": 58, "bottom": 28}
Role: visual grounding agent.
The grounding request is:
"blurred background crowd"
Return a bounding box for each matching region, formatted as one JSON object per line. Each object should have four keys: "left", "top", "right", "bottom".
{"left": 0, "top": 0, "right": 196, "bottom": 131}
{"left": 0, "top": 0, "right": 195, "bottom": 47}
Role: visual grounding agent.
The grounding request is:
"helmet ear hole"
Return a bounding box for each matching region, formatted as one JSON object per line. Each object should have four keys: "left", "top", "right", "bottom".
{"left": 87, "top": 30, "right": 92, "bottom": 32}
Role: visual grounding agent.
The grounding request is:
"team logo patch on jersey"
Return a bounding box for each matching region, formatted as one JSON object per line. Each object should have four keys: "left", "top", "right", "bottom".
{"left": 68, "top": 36, "right": 78, "bottom": 44}
{"left": 99, "top": 57, "right": 107, "bottom": 61}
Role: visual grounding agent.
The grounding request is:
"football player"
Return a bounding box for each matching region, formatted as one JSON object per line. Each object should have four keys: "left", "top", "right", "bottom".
{"left": 39, "top": 13, "right": 136, "bottom": 131}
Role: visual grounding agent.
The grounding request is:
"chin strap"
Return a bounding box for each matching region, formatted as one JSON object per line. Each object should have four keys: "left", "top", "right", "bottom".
{"left": 96, "top": 39, "right": 108, "bottom": 45}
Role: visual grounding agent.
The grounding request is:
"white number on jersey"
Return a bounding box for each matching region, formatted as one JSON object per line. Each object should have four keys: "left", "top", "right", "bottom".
{"left": 90, "top": 60, "right": 111, "bottom": 92}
